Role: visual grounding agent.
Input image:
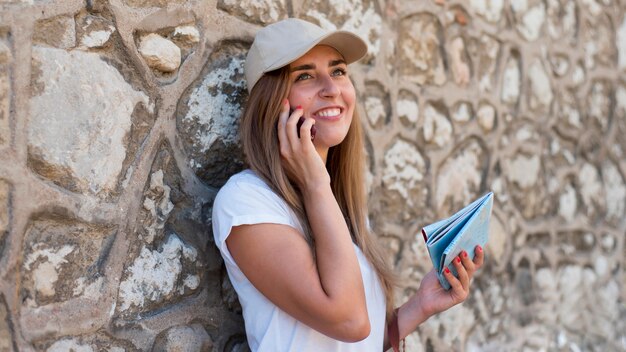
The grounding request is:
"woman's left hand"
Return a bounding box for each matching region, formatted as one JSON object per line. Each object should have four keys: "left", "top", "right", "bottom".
{"left": 384, "top": 245, "right": 485, "bottom": 350}
{"left": 416, "top": 245, "right": 484, "bottom": 318}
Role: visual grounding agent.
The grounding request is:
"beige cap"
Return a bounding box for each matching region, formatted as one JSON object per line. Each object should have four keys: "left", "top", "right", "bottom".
{"left": 244, "top": 18, "right": 368, "bottom": 93}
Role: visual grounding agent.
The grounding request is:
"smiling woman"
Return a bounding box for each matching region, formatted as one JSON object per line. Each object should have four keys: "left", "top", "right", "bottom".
{"left": 211, "top": 18, "right": 484, "bottom": 352}
{"left": 287, "top": 46, "right": 356, "bottom": 155}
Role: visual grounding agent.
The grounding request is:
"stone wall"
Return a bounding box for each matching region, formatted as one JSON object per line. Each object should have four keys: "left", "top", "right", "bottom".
{"left": 0, "top": 0, "right": 624, "bottom": 351}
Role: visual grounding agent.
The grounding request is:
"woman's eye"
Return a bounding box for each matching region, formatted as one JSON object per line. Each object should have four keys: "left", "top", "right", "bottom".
{"left": 295, "top": 73, "right": 312, "bottom": 81}
{"left": 332, "top": 68, "right": 347, "bottom": 76}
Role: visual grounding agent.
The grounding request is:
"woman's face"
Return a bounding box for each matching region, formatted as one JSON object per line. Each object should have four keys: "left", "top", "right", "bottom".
{"left": 287, "top": 45, "right": 356, "bottom": 149}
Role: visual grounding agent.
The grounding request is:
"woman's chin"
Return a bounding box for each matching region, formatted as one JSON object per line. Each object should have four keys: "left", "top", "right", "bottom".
{"left": 314, "top": 134, "right": 346, "bottom": 149}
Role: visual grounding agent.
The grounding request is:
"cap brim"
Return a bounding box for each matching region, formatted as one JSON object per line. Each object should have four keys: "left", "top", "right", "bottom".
{"left": 263, "top": 30, "right": 368, "bottom": 74}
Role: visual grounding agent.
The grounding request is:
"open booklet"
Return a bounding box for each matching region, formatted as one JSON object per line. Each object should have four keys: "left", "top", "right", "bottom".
{"left": 421, "top": 192, "right": 494, "bottom": 290}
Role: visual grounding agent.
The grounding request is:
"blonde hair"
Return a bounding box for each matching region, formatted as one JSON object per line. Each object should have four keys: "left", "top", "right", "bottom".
{"left": 239, "top": 66, "right": 397, "bottom": 317}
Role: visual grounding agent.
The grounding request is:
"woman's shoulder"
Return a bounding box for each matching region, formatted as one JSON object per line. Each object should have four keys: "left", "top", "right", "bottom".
{"left": 214, "top": 169, "right": 280, "bottom": 205}
{"left": 212, "top": 169, "right": 296, "bottom": 232}
{"left": 219, "top": 169, "right": 269, "bottom": 193}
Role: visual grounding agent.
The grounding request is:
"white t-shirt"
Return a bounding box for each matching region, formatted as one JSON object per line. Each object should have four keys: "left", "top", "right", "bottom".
{"left": 212, "top": 169, "right": 386, "bottom": 352}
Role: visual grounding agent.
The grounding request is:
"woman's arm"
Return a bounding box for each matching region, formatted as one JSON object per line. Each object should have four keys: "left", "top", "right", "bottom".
{"left": 227, "top": 187, "right": 369, "bottom": 342}
{"left": 383, "top": 246, "right": 485, "bottom": 350}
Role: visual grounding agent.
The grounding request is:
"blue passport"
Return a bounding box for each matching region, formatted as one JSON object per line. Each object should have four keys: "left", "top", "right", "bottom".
{"left": 421, "top": 192, "right": 494, "bottom": 290}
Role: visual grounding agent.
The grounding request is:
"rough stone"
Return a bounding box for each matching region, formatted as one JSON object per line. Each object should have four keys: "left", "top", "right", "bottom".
{"left": 403, "top": 333, "right": 425, "bottom": 352}
{"left": 423, "top": 102, "right": 452, "bottom": 147}
{"left": 617, "top": 84, "right": 626, "bottom": 119}
{"left": 423, "top": 304, "right": 476, "bottom": 345}
{"left": 152, "top": 324, "right": 213, "bottom": 352}
{"left": 29, "top": 46, "right": 150, "bottom": 197}
{"left": 505, "top": 157, "right": 540, "bottom": 189}
{"left": 554, "top": 90, "right": 582, "bottom": 139}
{"left": 448, "top": 37, "right": 470, "bottom": 86}
{"left": 123, "top": 0, "right": 186, "bottom": 7}
{"left": 436, "top": 138, "right": 486, "bottom": 215}
{"left": 221, "top": 275, "right": 242, "bottom": 313}
{"left": 580, "top": 0, "right": 603, "bottom": 17}
{"left": 20, "top": 217, "right": 114, "bottom": 307}
{"left": 177, "top": 43, "right": 247, "bottom": 187}
{"left": 469, "top": 0, "right": 504, "bottom": 23}
{"left": 602, "top": 161, "right": 625, "bottom": 224}
{"left": 365, "top": 96, "right": 385, "bottom": 126}
{"left": 397, "top": 90, "right": 419, "bottom": 126}
{"left": 501, "top": 54, "right": 521, "bottom": 106}
{"left": 527, "top": 60, "right": 553, "bottom": 112}
{"left": 546, "top": 0, "right": 577, "bottom": 42}
{"left": 468, "top": 34, "right": 500, "bottom": 94}
{"left": 78, "top": 15, "right": 115, "bottom": 49}
{"left": 40, "top": 334, "right": 131, "bottom": 352}
{"left": 398, "top": 13, "right": 446, "bottom": 86}
{"left": 141, "top": 170, "right": 175, "bottom": 244}
{"left": 578, "top": 162, "right": 606, "bottom": 219}
{"left": 0, "top": 184, "right": 7, "bottom": 251}
{"left": 558, "top": 181, "right": 577, "bottom": 222}
{"left": 381, "top": 139, "right": 428, "bottom": 220}
{"left": 138, "top": 34, "right": 181, "bottom": 73}
{"left": 0, "top": 295, "right": 13, "bottom": 352}
{"left": 619, "top": 17, "right": 626, "bottom": 71}
{"left": 586, "top": 80, "right": 612, "bottom": 133}
{"left": 33, "top": 15, "right": 76, "bottom": 49}
{"left": 117, "top": 234, "right": 200, "bottom": 312}
{"left": 364, "top": 81, "right": 390, "bottom": 127}
{"left": 219, "top": 0, "right": 287, "bottom": 25}
{"left": 582, "top": 16, "right": 616, "bottom": 70}
{"left": 548, "top": 53, "right": 570, "bottom": 77}
{"left": 569, "top": 64, "right": 585, "bottom": 89}
{"left": 511, "top": 0, "right": 546, "bottom": 41}
{"left": 487, "top": 215, "right": 506, "bottom": 265}
{"left": 549, "top": 138, "right": 577, "bottom": 167}
{"left": 172, "top": 25, "right": 200, "bottom": 46}
{"left": 503, "top": 151, "right": 552, "bottom": 219}
{"left": 47, "top": 338, "right": 93, "bottom": 352}
{"left": 0, "top": 36, "right": 11, "bottom": 147}
{"left": 477, "top": 103, "right": 496, "bottom": 131}
{"left": 451, "top": 102, "right": 472, "bottom": 123}
{"left": 304, "top": 0, "right": 382, "bottom": 60}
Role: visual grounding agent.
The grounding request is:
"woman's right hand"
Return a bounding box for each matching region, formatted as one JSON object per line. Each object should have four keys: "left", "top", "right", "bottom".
{"left": 277, "top": 99, "right": 330, "bottom": 192}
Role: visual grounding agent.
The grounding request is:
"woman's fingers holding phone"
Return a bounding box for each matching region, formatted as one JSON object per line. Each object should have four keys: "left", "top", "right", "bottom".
{"left": 297, "top": 116, "right": 316, "bottom": 144}
{"left": 285, "top": 105, "right": 303, "bottom": 148}
{"left": 277, "top": 99, "right": 292, "bottom": 156}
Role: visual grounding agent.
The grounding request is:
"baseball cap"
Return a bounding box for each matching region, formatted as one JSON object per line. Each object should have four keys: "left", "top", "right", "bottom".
{"left": 244, "top": 18, "right": 368, "bottom": 93}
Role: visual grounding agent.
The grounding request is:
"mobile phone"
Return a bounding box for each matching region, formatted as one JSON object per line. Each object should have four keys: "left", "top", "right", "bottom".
{"left": 292, "top": 109, "right": 317, "bottom": 141}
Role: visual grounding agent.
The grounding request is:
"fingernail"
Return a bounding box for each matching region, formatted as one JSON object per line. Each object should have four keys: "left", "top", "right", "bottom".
{"left": 477, "top": 245, "right": 483, "bottom": 252}
{"left": 296, "top": 105, "right": 302, "bottom": 109}
{"left": 463, "top": 251, "right": 468, "bottom": 258}
{"left": 455, "top": 257, "right": 461, "bottom": 264}
{"left": 444, "top": 267, "right": 450, "bottom": 274}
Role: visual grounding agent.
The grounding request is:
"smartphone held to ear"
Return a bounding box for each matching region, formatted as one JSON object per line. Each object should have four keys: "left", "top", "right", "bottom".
{"left": 291, "top": 109, "right": 316, "bottom": 141}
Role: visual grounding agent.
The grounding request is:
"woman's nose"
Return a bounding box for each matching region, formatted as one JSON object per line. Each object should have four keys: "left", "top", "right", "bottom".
{"left": 318, "top": 75, "right": 340, "bottom": 98}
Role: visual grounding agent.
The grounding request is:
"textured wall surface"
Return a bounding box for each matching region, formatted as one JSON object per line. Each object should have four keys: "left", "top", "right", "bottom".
{"left": 0, "top": 0, "right": 625, "bottom": 351}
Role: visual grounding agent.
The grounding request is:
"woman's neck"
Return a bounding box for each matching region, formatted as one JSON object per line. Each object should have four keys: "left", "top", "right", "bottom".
{"left": 316, "top": 146, "right": 329, "bottom": 164}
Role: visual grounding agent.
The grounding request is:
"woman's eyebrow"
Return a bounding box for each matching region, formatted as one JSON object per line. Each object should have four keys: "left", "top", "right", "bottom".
{"left": 290, "top": 64, "right": 315, "bottom": 72}
{"left": 290, "top": 59, "right": 347, "bottom": 72}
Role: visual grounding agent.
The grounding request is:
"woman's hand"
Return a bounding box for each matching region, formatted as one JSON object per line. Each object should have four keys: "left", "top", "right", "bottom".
{"left": 277, "top": 99, "right": 329, "bottom": 191}
{"left": 416, "top": 245, "right": 485, "bottom": 318}
{"left": 385, "top": 245, "right": 485, "bottom": 350}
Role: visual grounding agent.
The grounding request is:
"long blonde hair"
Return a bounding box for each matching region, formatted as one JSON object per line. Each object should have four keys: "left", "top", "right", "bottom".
{"left": 239, "top": 66, "right": 397, "bottom": 316}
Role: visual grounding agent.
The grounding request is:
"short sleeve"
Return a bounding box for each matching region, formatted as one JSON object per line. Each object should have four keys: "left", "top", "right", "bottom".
{"left": 212, "top": 173, "right": 299, "bottom": 267}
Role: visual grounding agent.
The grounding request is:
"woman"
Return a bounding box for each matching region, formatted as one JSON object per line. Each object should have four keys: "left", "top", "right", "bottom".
{"left": 212, "top": 18, "right": 484, "bottom": 351}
